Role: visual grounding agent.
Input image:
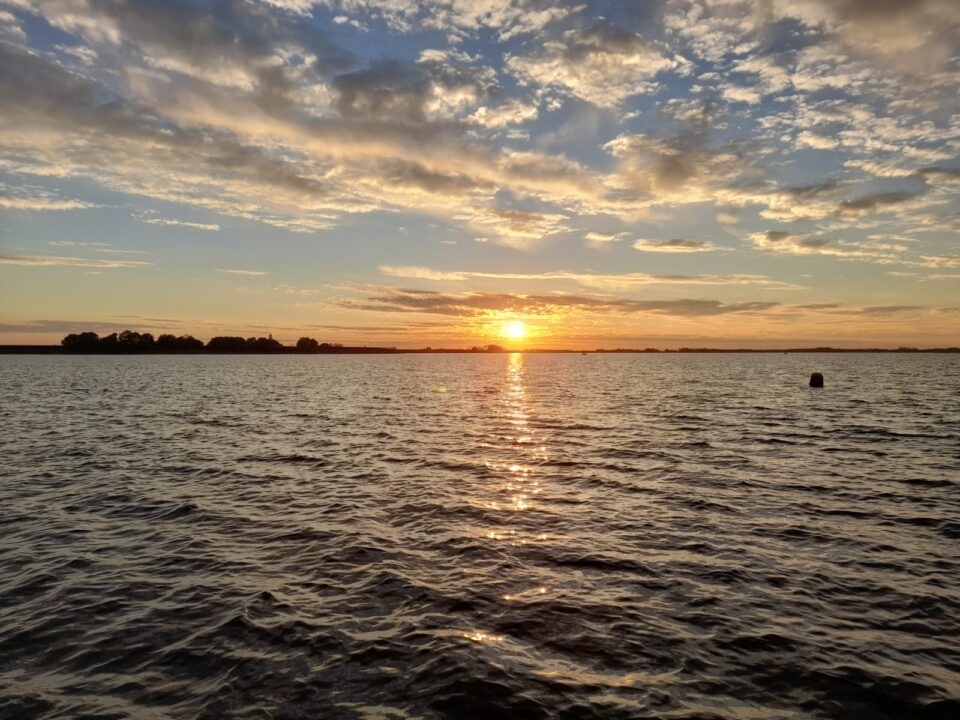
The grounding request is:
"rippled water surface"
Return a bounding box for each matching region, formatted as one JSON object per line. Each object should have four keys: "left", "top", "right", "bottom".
{"left": 2, "top": 353, "right": 959, "bottom": 719}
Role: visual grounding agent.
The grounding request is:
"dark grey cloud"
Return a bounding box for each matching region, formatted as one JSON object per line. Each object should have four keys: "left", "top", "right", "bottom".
{"left": 836, "top": 191, "right": 917, "bottom": 215}
{"left": 558, "top": 23, "right": 659, "bottom": 65}
{"left": 642, "top": 238, "right": 712, "bottom": 250}
{"left": 749, "top": 180, "right": 931, "bottom": 223}
{"left": 334, "top": 61, "right": 435, "bottom": 123}
{"left": 855, "top": 305, "right": 926, "bottom": 315}
{"left": 916, "top": 167, "right": 960, "bottom": 184}
{"left": 750, "top": 230, "right": 863, "bottom": 256}
{"left": 332, "top": 53, "right": 498, "bottom": 124}
{"left": 377, "top": 159, "right": 492, "bottom": 195}
{"left": 797, "top": 236, "right": 830, "bottom": 248}
{"left": 784, "top": 304, "right": 927, "bottom": 316}
{"left": 763, "top": 230, "right": 792, "bottom": 242}
{"left": 756, "top": 231, "right": 830, "bottom": 249}
{"left": 784, "top": 181, "right": 845, "bottom": 200}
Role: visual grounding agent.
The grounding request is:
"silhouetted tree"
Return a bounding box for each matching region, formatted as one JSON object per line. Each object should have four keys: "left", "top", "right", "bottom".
{"left": 207, "top": 336, "right": 248, "bottom": 352}
{"left": 246, "top": 336, "right": 283, "bottom": 352}
{"left": 100, "top": 332, "right": 119, "bottom": 351}
{"left": 156, "top": 333, "right": 203, "bottom": 352}
{"left": 178, "top": 335, "right": 204, "bottom": 351}
{"left": 296, "top": 337, "right": 319, "bottom": 353}
{"left": 62, "top": 331, "right": 101, "bottom": 351}
{"left": 206, "top": 335, "right": 283, "bottom": 352}
{"left": 117, "top": 330, "right": 142, "bottom": 352}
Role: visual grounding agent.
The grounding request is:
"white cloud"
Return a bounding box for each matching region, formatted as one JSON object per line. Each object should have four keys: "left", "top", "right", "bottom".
{"left": 797, "top": 131, "right": 838, "bottom": 150}
{"left": 468, "top": 99, "right": 539, "bottom": 128}
{"left": 0, "top": 254, "right": 151, "bottom": 268}
{"left": 378, "top": 265, "right": 801, "bottom": 289}
{"left": 584, "top": 231, "right": 629, "bottom": 244}
{"left": 507, "top": 26, "right": 680, "bottom": 108}
{"left": 722, "top": 85, "right": 762, "bottom": 105}
{"left": 139, "top": 217, "right": 222, "bottom": 231}
{"left": 0, "top": 195, "right": 95, "bottom": 211}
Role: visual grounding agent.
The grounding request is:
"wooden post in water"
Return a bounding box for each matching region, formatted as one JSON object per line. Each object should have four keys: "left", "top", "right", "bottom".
{"left": 809, "top": 372, "right": 824, "bottom": 387}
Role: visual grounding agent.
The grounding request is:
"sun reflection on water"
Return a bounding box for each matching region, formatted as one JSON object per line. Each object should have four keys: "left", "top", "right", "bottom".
{"left": 487, "top": 354, "right": 555, "bottom": 588}
{"left": 465, "top": 353, "right": 559, "bottom": 647}
{"left": 463, "top": 630, "right": 505, "bottom": 644}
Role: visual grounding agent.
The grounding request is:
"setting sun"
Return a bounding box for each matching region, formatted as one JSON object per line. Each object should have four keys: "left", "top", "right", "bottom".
{"left": 502, "top": 321, "right": 526, "bottom": 340}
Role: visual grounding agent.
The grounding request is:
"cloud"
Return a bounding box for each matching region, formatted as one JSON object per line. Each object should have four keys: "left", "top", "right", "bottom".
{"left": 670, "top": 0, "right": 960, "bottom": 76}
{"left": 33, "top": 0, "right": 353, "bottom": 91}
{"left": 0, "top": 9, "right": 25, "bottom": 41}
{"left": 0, "top": 319, "right": 171, "bottom": 334}
{"left": 0, "top": 33, "right": 611, "bottom": 243}
{"left": 218, "top": 268, "right": 270, "bottom": 276}
{"left": 604, "top": 107, "right": 761, "bottom": 205}
{"left": 453, "top": 206, "right": 569, "bottom": 249}
{"left": 332, "top": 15, "right": 367, "bottom": 31}
{"left": 467, "top": 98, "right": 539, "bottom": 128}
{"left": 289, "top": 1, "right": 579, "bottom": 41}
{"left": 797, "top": 131, "right": 838, "bottom": 150}
{"left": 835, "top": 192, "right": 919, "bottom": 219}
{"left": 0, "top": 41, "right": 354, "bottom": 232}
{"left": 0, "top": 254, "right": 151, "bottom": 268}
{"left": 842, "top": 305, "right": 926, "bottom": 316}
{"left": 0, "top": 0, "right": 957, "bottom": 341}
{"left": 633, "top": 238, "right": 717, "bottom": 253}
{"left": 783, "top": 0, "right": 960, "bottom": 73}
{"left": 507, "top": 24, "right": 680, "bottom": 107}
{"left": 0, "top": 193, "right": 95, "bottom": 211}
{"left": 48, "top": 241, "right": 147, "bottom": 255}
{"left": 716, "top": 181, "right": 935, "bottom": 223}
{"left": 139, "top": 217, "right": 221, "bottom": 231}
{"left": 721, "top": 85, "right": 761, "bottom": 105}
{"left": 777, "top": 302, "right": 931, "bottom": 317}
{"left": 747, "top": 230, "right": 906, "bottom": 262}
{"left": 332, "top": 52, "right": 497, "bottom": 123}
{"left": 921, "top": 256, "right": 960, "bottom": 269}
{"left": 584, "top": 231, "right": 630, "bottom": 245}
{"left": 341, "top": 286, "right": 781, "bottom": 318}
{"left": 377, "top": 265, "right": 801, "bottom": 289}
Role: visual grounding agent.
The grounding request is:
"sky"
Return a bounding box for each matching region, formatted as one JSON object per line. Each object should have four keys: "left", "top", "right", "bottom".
{"left": 0, "top": 0, "right": 958, "bottom": 349}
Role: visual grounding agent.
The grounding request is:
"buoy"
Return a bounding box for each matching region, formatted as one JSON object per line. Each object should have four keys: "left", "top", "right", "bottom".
{"left": 809, "top": 372, "right": 824, "bottom": 387}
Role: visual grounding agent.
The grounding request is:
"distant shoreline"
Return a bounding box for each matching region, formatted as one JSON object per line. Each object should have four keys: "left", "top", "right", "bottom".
{"left": 2, "top": 345, "right": 958, "bottom": 354}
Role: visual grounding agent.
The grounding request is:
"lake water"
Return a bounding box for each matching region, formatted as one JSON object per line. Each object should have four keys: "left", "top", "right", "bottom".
{"left": 1, "top": 353, "right": 959, "bottom": 719}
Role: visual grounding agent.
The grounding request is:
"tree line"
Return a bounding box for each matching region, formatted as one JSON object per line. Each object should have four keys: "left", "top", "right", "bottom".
{"left": 61, "top": 330, "right": 348, "bottom": 353}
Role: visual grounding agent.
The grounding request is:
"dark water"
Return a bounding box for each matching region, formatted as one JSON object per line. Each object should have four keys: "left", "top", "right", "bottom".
{"left": 1, "top": 353, "right": 959, "bottom": 720}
